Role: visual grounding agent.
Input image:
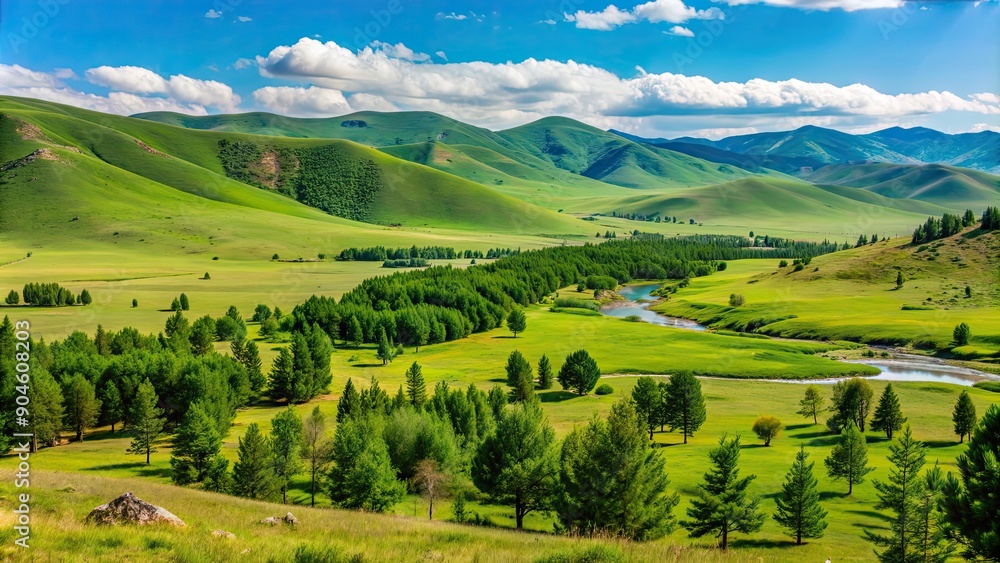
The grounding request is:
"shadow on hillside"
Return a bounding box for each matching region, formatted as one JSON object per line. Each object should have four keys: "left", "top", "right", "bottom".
{"left": 730, "top": 538, "right": 795, "bottom": 550}
{"left": 790, "top": 430, "right": 829, "bottom": 440}
{"left": 804, "top": 435, "right": 840, "bottom": 447}
{"left": 83, "top": 462, "right": 171, "bottom": 480}
{"left": 350, "top": 363, "right": 385, "bottom": 368}
{"left": 739, "top": 444, "right": 768, "bottom": 449}
{"left": 538, "top": 391, "right": 578, "bottom": 403}
{"left": 491, "top": 335, "right": 517, "bottom": 339}
{"left": 924, "top": 440, "right": 958, "bottom": 449}
{"left": 819, "top": 491, "right": 848, "bottom": 501}
{"left": 785, "top": 423, "right": 813, "bottom": 431}
{"left": 845, "top": 509, "right": 891, "bottom": 523}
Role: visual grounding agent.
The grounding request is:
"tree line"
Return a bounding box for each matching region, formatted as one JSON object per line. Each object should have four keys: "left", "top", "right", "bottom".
{"left": 285, "top": 235, "right": 841, "bottom": 354}
{"left": 911, "top": 209, "right": 981, "bottom": 244}
{"left": 5, "top": 283, "right": 92, "bottom": 307}
{"left": 335, "top": 246, "right": 519, "bottom": 262}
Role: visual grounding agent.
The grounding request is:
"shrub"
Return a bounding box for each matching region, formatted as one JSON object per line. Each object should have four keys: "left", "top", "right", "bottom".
{"left": 594, "top": 384, "right": 614, "bottom": 396}
{"left": 535, "top": 545, "right": 624, "bottom": 563}
{"left": 779, "top": 260, "right": 788, "bottom": 268}
{"left": 729, "top": 293, "right": 745, "bottom": 307}
{"left": 553, "top": 297, "right": 599, "bottom": 311}
{"left": 973, "top": 381, "right": 1000, "bottom": 393}
{"left": 752, "top": 415, "right": 783, "bottom": 446}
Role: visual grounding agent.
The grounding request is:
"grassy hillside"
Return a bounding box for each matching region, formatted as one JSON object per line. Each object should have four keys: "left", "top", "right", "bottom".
{"left": 656, "top": 230, "right": 1000, "bottom": 358}
{"left": 579, "top": 177, "right": 941, "bottom": 240}
{"left": 707, "top": 125, "right": 913, "bottom": 165}
{"left": 497, "top": 117, "right": 751, "bottom": 188}
{"left": 865, "top": 126, "right": 1000, "bottom": 173}
{"left": 806, "top": 162, "right": 1000, "bottom": 210}
{"left": 0, "top": 96, "right": 590, "bottom": 236}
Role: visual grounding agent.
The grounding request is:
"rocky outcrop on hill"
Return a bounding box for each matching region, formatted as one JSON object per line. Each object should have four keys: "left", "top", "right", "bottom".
{"left": 85, "top": 492, "right": 185, "bottom": 526}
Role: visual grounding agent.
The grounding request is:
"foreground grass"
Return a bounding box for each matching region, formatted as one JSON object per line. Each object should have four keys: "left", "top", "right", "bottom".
{"left": 6, "top": 377, "right": 998, "bottom": 561}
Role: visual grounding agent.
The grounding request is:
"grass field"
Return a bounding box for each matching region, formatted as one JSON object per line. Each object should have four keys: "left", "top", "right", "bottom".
{"left": 4, "top": 373, "right": 997, "bottom": 562}
{"left": 654, "top": 231, "right": 1000, "bottom": 360}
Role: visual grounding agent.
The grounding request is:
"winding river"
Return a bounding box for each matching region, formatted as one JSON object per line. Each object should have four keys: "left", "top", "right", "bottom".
{"left": 602, "top": 284, "right": 1000, "bottom": 387}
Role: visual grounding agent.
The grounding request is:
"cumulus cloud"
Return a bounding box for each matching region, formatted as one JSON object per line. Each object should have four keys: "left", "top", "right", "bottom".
{"left": 435, "top": 51, "right": 448, "bottom": 61}
{"left": 205, "top": 9, "right": 221, "bottom": 18}
{"left": 84, "top": 65, "right": 241, "bottom": 111}
{"left": 666, "top": 25, "right": 695, "bottom": 36}
{"left": 252, "top": 86, "right": 351, "bottom": 117}
{"left": 713, "top": 0, "right": 902, "bottom": 11}
{"left": 969, "top": 123, "right": 1000, "bottom": 133}
{"left": 566, "top": 0, "right": 724, "bottom": 30}
{"left": 231, "top": 58, "right": 254, "bottom": 70}
{"left": 370, "top": 41, "right": 431, "bottom": 62}
{"left": 253, "top": 38, "right": 1000, "bottom": 131}
{"left": 0, "top": 64, "right": 211, "bottom": 115}
{"left": 237, "top": 16, "right": 252, "bottom": 22}
{"left": 53, "top": 68, "right": 77, "bottom": 79}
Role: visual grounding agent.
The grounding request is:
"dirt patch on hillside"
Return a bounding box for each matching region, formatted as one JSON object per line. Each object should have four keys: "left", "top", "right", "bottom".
{"left": 16, "top": 120, "right": 45, "bottom": 141}
{"left": 135, "top": 139, "right": 167, "bottom": 157}
{"left": 248, "top": 149, "right": 299, "bottom": 189}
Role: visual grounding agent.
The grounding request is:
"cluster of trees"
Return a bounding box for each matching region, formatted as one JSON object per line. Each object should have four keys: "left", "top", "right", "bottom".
{"left": 218, "top": 140, "right": 383, "bottom": 222}
{"left": 286, "top": 235, "right": 837, "bottom": 354}
{"left": 13, "top": 283, "right": 92, "bottom": 307}
{"left": 336, "top": 246, "right": 519, "bottom": 262}
{"left": 981, "top": 206, "right": 1000, "bottom": 230}
{"left": 382, "top": 258, "right": 429, "bottom": 269}
{"left": 596, "top": 231, "right": 618, "bottom": 239}
{"left": 170, "top": 293, "right": 190, "bottom": 312}
{"left": 911, "top": 209, "right": 979, "bottom": 244}
{"left": 267, "top": 324, "right": 334, "bottom": 404}
{"left": 631, "top": 374, "right": 706, "bottom": 443}
{"left": 855, "top": 234, "right": 884, "bottom": 247}
{"left": 0, "top": 308, "right": 266, "bottom": 455}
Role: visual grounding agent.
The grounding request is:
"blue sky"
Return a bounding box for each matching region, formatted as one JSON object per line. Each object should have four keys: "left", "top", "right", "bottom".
{"left": 1, "top": 0, "right": 997, "bottom": 138}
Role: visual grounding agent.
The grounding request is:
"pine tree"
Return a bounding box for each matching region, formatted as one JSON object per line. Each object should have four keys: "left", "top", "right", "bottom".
{"left": 337, "top": 378, "right": 361, "bottom": 423}
{"left": 100, "top": 381, "right": 123, "bottom": 434}
{"left": 951, "top": 390, "right": 976, "bottom": 443}
{"left": 825, "top": 421, "right": 874, "bottom": 495}
{"left": 62, "top": 374, "right": 101, "bottom": 442}
{"left": 684, "top": 435, "right": 765, "bottom": 550}
{"left": 773, "top": 446, "right": 828, "bottom": 544}
{"left": 913, "top": 464, "right": 954, "bottom": 562}
{"left": 267, "top": 347, "right": 294, "bottom": 402}
{"left": 941, "top": 404, "right": 1000, "bottom": 560}
{"left": 241, "top": 340, "right": 265, "bottom": 394}
{"left": 300, "top": 406, "right": 332, "bottom": 507}
{"left": 557, "top": 398, "right": 679, "bottom": 540}
{"left": 270, "top": 407, "right": 304, "bottom": 504}
{"left": 405, "top": 361, "right": 427, "bottom": 407}
{"left": 797, "top": 385, "right": 825, "bottom": 424}
{"left": 4, "top": 289, "right": 18, "bottom": 305}
{"left": 871, "top": 383, "right": 907, "bottom": 440}
{"left": 504, "top": 350, "right": 533, "bottom": 402}
{"left": 179, "top": 293, "right": 190, "bottom": 310}
{"left": 557, "top": 349, "right": 601, "bottom": 396}
{"left": 307, "top": 323, "right": 333, "bottom": 396}
{"left": 631, "top": 376, "right": 662, "bottom": 439}
{"left": 865, "top": 426, "right": 927, "bottom": 562}
{"left": 537, "top": 354, "right": 553, "bottom": 390}
{"left": 507, "top": 308, "right": 527, "bottom": 338}
{"left": 290, "top": 332, "right": 315, "bottom": 402}
{"left": 953, "top": 322, "right": 971, "bottom": 346}
{"left": 232, "top": 423, "right": 278, "bottom": 500}
{"left": 127, "top": 379, "right": 165, "bottom": 465}
{"left": 328, "top": 416, "right": 405, "bottom": 512}
{"left": 376, "top": 327, "right": 395, "bottom": 365}
{"left": 896, "top": 271, "right": 904, "bottom": 289}
{"left": 170, "top": 402, "right": 222, "bottom": 484}
{"left": 346, "top": 316, "right": 363, "bottom": 348}
{"left": 664, "top": 372, "right": 706, "bottom": 444}
{"left": 28, "top": 366, "right": 64, "bottom": 452}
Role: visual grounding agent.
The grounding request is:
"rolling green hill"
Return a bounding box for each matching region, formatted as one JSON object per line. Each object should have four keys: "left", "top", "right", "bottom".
{"left": 0, "top": 96, "right": 590, "bottom": 241}
{"left": 806, "top": 162, "right": 1000, "bottom": 210}
{"left": 865, "top": 127, "right": 1000, "bottom": 173}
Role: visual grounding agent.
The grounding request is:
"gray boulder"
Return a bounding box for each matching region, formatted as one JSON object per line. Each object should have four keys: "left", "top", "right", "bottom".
{"left": 86, "top": 492, "right": 185, "bottom": 526}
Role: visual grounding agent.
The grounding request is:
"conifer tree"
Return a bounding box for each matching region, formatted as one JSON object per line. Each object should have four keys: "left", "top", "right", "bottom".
{"left": 941, "top": 404, "right": 1000, "bottom": 560}
{"left": 267, "top": 347, "right": 294, "bottom": 402}
{"left": 405, "top": 361, "right": 427, "bottom": 407}
{"left": 328, "top": 417, "right": 404, "bottom": 512}
{"left": 127, "top": 379, "right": 165, "bottom": 465}
{"left": 865, "top": 426, "right": 927, "bottom": 562}
{"left": 684, "top": 435, "right": 764, "bottom": 550}
{"left": 28, "top": 366, "right": 64, "bottom": 452}
{"left": 505, "top": 350, "right": 533, "bottom": 402}
{"left": 290, "top": 332, "right": 315, "bottom": 402}
{"left": 557, "top": 349, "right": 601, "bottom": 396}
{"left": 825, "top": 421, "right": 874, "bottom": 495}
{"left": 62, "top": 374, "right": 101, "bottom": 442}
{"left": 300, "top": 406, "right": 332, "bottom": 507}
{"left": 270, "top": 407, "right": 304, "bottom": 504}
{"left": 797, "top": 385, "right": 825, "bottom": 424}
{"left": 537, "top": 354, "right": 553, "bottom": 390}
{"left": 99, "top": 381, "right": 123, "bottom": 434}
{"left": 664, "top": 372, "right": 706, "bottom": 443}
{"left": 376, "top": 327, "right": 396, "bottom": 365}
{"left": 773, "top": 446, "right": 828, "bottom": 544}
{"left": 871, "top": 383, "right": 907, "bottom": 440}
{"left": 631, "top": 376, "right": 662, "bottom": 440}
{"left": 232, "top": 423, "right": 278, "bottom": 500}
{"left": 337, "top": 378, "right": 361, "bottom": 423}
{"left": 507, "top": 308, "right": 527, "bottom": 338}
{"left": 346, "top": 316, "right": 363, "bottom": 348}
{"left": 170, "top": 401, "right": 222, "bottom": 485}
{"left": 951, "top": 390, "right": 976, "bottom": 443}
{"left": 913, "top": 464, "right": 954, "bottom": 562}
{"left": 307, "top": 323, "right": 333, "bottom": 395}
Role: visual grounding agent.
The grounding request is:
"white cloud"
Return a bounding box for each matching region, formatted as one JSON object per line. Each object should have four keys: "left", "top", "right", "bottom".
{"left": 437, "top": 11, "right": 468, "bottom": 20}
{"left": 538, "top": 19, "right": 558, "bottom": 25}
{"left": 968, "top": 123, "right": 1000, "bottom": 133}
{"left": 205, "top": 9, "right": 221, "bottom": 18}
{"left": 712, "top": 0, "right": 902, "bottom": 11}
{"left": 370, "top": 41, "right": 431, "bottom": 62}
{"left": 84, "top": 65, "right": 241, "bottom": 111}
{"left": 435, "top": 51, "right": 448, "bottom": 61}
{"left": 666, "top": 25, "right": 695, "bottom": 36}
{"left": 0, "top": 64, "right": 210, "bottom": 115}
{"left": 566, "top": 0, "right": 724, "bottom": 30}
{"left": 53, "top": 68, "right": 77, "bottom": 79}
{"left": 252, "top": 86, "right": 352, "bottom": 117}
{"left": 237, "top": 16, "right": 252, "bottom": 22}
{"left": 254, "top": 38, "right": 1000, "bottom": 133}
{"left": 231, "top": 58, "right": 254, "bottom": 70}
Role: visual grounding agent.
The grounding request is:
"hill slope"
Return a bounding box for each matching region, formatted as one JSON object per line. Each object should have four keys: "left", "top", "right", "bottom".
{"left": 1, "top": 96, "right": 589, "bottom": 240}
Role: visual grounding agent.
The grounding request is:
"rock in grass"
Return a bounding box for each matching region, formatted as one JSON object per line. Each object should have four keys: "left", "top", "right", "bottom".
{"left": 212, "top": 530, "right": 236, "bottom": 540}
{"left": 86, "top": 492, "right": 185, "bottom": 526}
{"left": 283, "top": 512, "right": 299, "bottom": 525}
{"left": 260, "top": 516, "right": 280, "bottom": 526}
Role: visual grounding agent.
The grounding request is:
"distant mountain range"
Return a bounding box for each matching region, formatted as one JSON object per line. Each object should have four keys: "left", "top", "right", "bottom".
{"left": 614, "top": 125, "right": 1000, "bottom": 174}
